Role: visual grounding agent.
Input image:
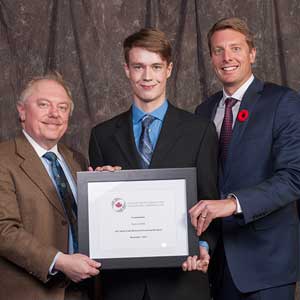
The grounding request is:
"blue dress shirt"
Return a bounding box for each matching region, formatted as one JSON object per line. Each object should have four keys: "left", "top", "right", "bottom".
{"left": 132, "top": 100, "right": 168, "bottom": 150}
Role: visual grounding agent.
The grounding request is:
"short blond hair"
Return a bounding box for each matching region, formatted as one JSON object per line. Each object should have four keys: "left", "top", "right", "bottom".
{"left": 19, "top": 72, "right": 74, "bottom": 114}
{"left": 207, "top": 17, "right": 255, "bottom": 55}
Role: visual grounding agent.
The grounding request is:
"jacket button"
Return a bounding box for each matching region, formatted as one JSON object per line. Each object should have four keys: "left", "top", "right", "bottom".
{"left": 61, "top": 220, "right": 68, "bottom": 226}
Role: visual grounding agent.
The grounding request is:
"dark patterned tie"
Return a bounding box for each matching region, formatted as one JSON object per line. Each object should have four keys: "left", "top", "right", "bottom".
{"left": 138, "top": 114, "right": 155, "bottom": 168}
{"left": 219, "top": 98, "right": 238, "bottom": 163}
{"left": 43, "top": 152, "right": 78, "bottom": 253}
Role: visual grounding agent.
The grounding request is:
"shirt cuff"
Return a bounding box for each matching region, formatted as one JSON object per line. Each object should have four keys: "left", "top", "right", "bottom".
{"left": 48, "top": 252, "right": 62, "bottom": 276}
{"left": 228, "top": 193, "right": 242, "bottom": 214}
{"left": 198, "top": 240, "right": 209, "bottom": 251}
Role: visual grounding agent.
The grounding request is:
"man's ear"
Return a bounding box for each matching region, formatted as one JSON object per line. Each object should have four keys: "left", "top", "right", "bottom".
{"left": 166, "top": 62, "right": 173, "bottom": 79}
{"left": 124, "top": 63, "right": 130, "bottom": 79}
{"left": 250, "top": 47, "right": 256, "bottom": 64}
{"left": 17, "top": 102, "right": 25, "bottom": 122}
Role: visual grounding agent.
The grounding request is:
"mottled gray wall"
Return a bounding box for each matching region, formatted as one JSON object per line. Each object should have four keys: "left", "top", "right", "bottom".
{"left": 1, "top": 0, "right": 300, "bottom": 158}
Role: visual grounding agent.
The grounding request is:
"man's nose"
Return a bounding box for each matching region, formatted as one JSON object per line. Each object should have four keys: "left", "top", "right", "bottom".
{"left": 48, "top": 105, "right": 59, "bottom": 117}
{"left": 142, "top": 67, "right": 153, "bottom": 81}
{"left": 223, "top": 49, "right": 232, "bottom": 62}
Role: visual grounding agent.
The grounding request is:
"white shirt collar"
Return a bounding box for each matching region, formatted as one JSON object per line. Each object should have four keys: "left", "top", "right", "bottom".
{"left": 220, "top": 74, "right": 255, "bottom": 106}
{"left": 22, "top": 130, "right": 61, "bottom": 159}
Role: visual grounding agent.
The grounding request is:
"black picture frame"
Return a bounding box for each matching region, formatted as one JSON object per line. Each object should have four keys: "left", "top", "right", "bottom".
{"left": 77, "top": 167, "right": 198, "bottom": 270}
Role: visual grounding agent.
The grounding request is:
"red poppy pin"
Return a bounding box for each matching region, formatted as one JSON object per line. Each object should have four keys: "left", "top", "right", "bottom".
{"left": 237, "top": 109, "right": 249, "bottom": 122}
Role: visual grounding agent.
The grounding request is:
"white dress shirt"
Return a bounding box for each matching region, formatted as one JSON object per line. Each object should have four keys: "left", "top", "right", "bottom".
{"left": 22, "top": 130, "right": 77, "bottom": 274}
{"left": 213, "top": 75, "right": 255, "bottom": 213}
{"left": 214, "top": 74, "right": 254, "bottom": 137}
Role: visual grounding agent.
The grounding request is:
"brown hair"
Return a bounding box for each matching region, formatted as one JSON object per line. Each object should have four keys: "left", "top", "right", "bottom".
{"left": 123, "top": 28, "right": 172, "bottom": 65}
{"left": 19, "top": 71, "right": 74, "bottom": 113}
{"left": 207, "top": 17, "right": 255, "bottom": 55}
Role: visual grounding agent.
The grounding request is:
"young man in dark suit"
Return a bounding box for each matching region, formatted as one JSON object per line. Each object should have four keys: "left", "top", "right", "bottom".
{"left": 189, "top": 17, "right": 300, "bottom": 300}
{"left": 89, "top": 28, "right": 219, "bottom": 300}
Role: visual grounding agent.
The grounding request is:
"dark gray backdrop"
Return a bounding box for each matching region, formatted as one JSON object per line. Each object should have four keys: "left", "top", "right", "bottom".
{"left": 1, "top": 0, "right": 300, "bottom": 157}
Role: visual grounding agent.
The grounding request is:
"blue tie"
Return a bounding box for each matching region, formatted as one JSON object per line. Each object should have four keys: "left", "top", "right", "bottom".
{"left": 43, "top": 152, "right": 78, "bottom": 253}
{"left": 138, "top": 114, "right": 155, "bottom": 168}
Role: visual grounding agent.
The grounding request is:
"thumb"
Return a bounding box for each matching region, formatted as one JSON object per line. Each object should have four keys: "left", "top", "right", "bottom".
{"left": 199, "top": 246, "right": 210, "bottom": 261}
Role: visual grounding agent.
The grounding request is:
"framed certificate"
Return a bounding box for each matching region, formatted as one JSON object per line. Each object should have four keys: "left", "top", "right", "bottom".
{"left": 77, "top": 168, "right": 198, "bottom": 270}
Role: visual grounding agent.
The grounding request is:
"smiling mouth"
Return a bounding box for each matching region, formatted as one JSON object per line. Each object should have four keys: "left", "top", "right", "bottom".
{"left": 221, "top": 66, "right": 238, "bottom": 71}
{"left": 141, "top": 84, "right": 156, "bottom": 90}
{"left": 43, "top": 122, "right": 62, "bottom": 126}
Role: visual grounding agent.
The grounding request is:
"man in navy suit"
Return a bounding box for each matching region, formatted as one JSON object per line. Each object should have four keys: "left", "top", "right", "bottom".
{"left": 189, "top": 17, "right": 300, "bottom": 300}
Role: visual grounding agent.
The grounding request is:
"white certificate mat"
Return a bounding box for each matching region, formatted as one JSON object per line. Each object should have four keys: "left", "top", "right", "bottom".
{"left": 77, "top": 168, "right": 198, "bottom": 269}
{"left": 88, "top": 179, "right": 188, "bottom": 259}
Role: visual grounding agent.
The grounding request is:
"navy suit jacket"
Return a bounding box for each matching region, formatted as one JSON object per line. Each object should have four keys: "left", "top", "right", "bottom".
{"left": 196, "top": 77, "right": 300, "bottom": 293}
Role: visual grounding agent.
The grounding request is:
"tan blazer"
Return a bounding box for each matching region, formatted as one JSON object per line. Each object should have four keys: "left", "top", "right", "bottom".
{"left": 0, "top": 134, "right": 87, "bottom": 300}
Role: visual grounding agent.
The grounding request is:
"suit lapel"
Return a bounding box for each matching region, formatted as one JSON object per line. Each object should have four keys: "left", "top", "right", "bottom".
{"left": 150, "top": 104, "right": 183, "bottom": 168}
{"left": 58, "top": 144, "right": 80, "bottom": 181}
{"left": 113, "top": 109, "right": 141, "bottom": 169}
{"left": 223, "top": 78, "right": 264, "bottom": 179}
{"left": 205, "top": 93, "right": 222, "bottom": 120}
{"left": 199, "top": 94, "right": 225, "bottom": 186}
{"left": 16, "top": 135, "right": 66, "bottom": 217}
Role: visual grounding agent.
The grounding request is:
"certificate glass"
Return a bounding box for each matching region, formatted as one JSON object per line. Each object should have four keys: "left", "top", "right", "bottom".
{"left": 77, "top": 168, "right": 198, "bottom": 269}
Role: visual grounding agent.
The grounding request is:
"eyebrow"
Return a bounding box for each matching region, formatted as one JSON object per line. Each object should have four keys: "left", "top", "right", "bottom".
{"left": 213, "top": 42, "right": 242, "bottom": 48}
{"left": 36, "top": 98, "right": 70, "bottom": 104}
{"left": 130, "top": 62, "right": 164, "bottom": 66}
{"left": 229, "top": 43, "right": 242, "bottom": 47}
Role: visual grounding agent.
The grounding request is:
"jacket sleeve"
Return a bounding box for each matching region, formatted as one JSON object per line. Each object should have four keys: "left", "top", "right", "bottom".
{"left": 195, "top": 120, "right": 220, "bottom": 253}
{"left": 233, "top": 89, "right": 300, "bottom": 224}
{"left": 0, "top": 162, "right": 59, "bottom": 283}
{"left": 89, "top": 127, "right": 105, "bottom": 169}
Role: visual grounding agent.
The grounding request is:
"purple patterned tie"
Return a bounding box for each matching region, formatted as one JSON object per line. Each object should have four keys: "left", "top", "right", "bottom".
{"left": 219, "top": 98, "right": 238, "bottom": 163}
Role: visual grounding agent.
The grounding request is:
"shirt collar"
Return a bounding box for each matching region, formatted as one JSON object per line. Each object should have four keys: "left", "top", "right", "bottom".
{"left": 221, "top": 74, "right": 254, "bottom": 106}
{"left": 132, "top": 100, "right": 168, "bottom": 124}
{"left": 22, "top": 129, "right": 60, "bottom": 159}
